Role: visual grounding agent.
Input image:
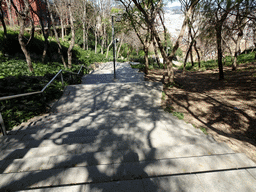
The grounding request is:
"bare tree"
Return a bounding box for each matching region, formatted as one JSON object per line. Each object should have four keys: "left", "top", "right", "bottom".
{"left": 67, "top": 0, "right": 75, "bottom": 68}
{"left": 11, "top": 0, "right": 34, "bottom": 72}
{"left": 0, "top": 0, "right": 7, "bottom": 37}
{"left": 46, "top": 0, "right": 67, "bottom": 68}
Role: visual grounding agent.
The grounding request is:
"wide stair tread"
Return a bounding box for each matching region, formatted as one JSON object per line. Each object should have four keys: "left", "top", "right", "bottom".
{"left": 1, "top": 152, "right": 256, "bottom": 191}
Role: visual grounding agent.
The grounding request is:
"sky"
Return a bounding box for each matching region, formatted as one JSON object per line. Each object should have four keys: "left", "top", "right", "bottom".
{"left": 167, "top": 0, "right": 181, "bottom": 8}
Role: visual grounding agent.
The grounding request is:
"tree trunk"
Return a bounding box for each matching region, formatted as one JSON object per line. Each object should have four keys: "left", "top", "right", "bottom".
{"left": 17, "top": 1, "right": 33, "bottom": 72}
{"left": 101, "top": 23, "right": 106, "bottom": 54}
{"left": 153, "top": 37, "right": 161, "bottom": 68}
{"left": 0, "top": 1, "right": 7, "bottom": 37}
{"left": 6, "top": 0, "right": 14, "bottom": 27}
{"left": 117, "top": 33, "right": 124, "bottom": 58}
{"left": 95, "top": 29, "right": 97, "bottom": 54}
{"left": 67, "top": 0, "right": 75, "bottom": 68}
{"left": 106, "top": 41, "right": 112, "bottom": 58}
{"left": 151, "top": 0, "right": 199, "bottom": 83}
{"left": 60, "top": 18, "right": 64, "bottom": 41}
{"left": 38, "top": 7, "right": 51, "bottom": 63}
{"left": 233, "top": 17, "right": 247, "bottom": 71}
{"left": 86, "top": 26, "right": 89, "bottom": 50}
{"left": 144, "top": 44, "right": 149, "bottom": 75}
{"left": 232, "top": 31, "right": 243, "bottom": 71}
{"left": 82, "top": 0, "right": 86, "bottom": 50}
{"left": 194, "top": 41, "right": 200, "bottom": 68}
{"left": 47, "top": 0, "right": 67, "bottom": 68}
{"left": 159, "top": 13, "right": 167, "bottom": 67}
{"left": 254, "top": 23, "right": 256, "bottom": 59}
{"left": 190, "top": 47, "right": 194, "bottom": 66}
{"left": 183, "top": 42, "right": 193, "bottom": 71}
{"left": 216, "top": 24, "right": 224, "bottom": 80}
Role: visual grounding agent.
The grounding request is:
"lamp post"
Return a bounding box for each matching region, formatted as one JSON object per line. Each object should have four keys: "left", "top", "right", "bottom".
{"left": 111, "top": 14, "right": 122, "bottom": 80}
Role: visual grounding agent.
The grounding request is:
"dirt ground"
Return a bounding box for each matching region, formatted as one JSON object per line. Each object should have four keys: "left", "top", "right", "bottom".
{"left": 145, "top": 62, "right": 256, "bottom": 162}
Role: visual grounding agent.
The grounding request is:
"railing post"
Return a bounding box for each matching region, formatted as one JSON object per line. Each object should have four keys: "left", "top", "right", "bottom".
{"left": 0, "top": 112, "right": 7, "bottom": 136}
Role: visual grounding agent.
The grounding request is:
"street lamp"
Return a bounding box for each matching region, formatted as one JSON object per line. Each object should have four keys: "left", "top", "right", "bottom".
{"left": 111, "top": 14, "right": 122, "bottom": 80}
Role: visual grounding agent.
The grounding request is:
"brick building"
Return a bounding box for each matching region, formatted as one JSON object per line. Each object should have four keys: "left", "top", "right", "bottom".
{"left": 1, "top": 0, "right": 48, "bottom": 27}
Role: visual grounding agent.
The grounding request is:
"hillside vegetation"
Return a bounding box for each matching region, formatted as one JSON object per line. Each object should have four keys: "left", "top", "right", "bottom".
{"left": 0, "top": 29, "right": 110, "bottom": 131}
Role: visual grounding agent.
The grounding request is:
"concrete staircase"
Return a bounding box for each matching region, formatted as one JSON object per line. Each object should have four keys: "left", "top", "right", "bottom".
{"left": 1, "top": 62, "right": 256, "bottom": 191}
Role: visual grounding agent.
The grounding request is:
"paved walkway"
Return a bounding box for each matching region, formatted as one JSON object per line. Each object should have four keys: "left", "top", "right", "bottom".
{"left": 0, "top": 62, "right": 256, "bottom": 191}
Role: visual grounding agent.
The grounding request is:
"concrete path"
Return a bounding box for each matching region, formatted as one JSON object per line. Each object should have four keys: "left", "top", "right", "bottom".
{"left": 1, "top": 62, "right": 256, "bottom": 191}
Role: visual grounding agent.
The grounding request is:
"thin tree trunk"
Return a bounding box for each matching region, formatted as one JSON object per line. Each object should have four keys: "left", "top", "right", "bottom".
{"left": 190, "top": 46, "right": 194, "bottom": 66}
{"left": 86, "top": 26, "right": 89, "bottom": 50}
{"left": 101, "top": 23, "right": 105, "bottom": 54}
{"left": 254, "top": 23, "right": 256, "bottom": 59}
{"left": 95, "top": 29, "right": 97, "bottom": 54}
{"left": 61, "top": 18, "right": 64, "bottom": 41}
{"left": 17, "top": 0, "right": 33, "bottom": 72}
{"left": 40, "top": 19, "right": 49, "bottom": 63}
{"left": 232, "top": 32, "right": 243, "bottom": 71}
{"left": 216, "top": 24, "right": 224, "bottom": 80}
{"left": 82, "top": 0, "right": 87, "bottom": 50}
{"left": 232, "top": 17, "right": 246, "bottom": 71}
{"left": 47, "top": 0, "right": 67, "bottom": 68}
{"left": 144, "top": 43, "right": 149, "bottom": 75}
{"left": 159, "top": 12, "right": 167, "bottom": 67}
{"left": 106, "top": 41, "right": 112, "bottom": 58}
{"left": 36, "top": 6, "right": 51, "bottom": 63}
{"left": 117, "top": 32, "right": 124, "bottom": 58}
{"left": 194, "top": 41, "right": 200, "bottom": 68}
{"left": 6, "top": 0, "right": 14, "bottom": 26}
{"left": 0, "top": 1, "right": 7, "bottom": 37}
{"left": 67, "top": 0, "right": 75, "bottom": 68}
{"left": 183, "top": 42, "right": 193, "bottom": 71}
{"left": 153, "top": 37, "right": 161, "bottom": 68}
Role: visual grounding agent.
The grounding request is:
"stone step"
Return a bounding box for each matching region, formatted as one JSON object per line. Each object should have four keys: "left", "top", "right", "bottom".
{"left": 0, "top": 143, "right": 234, "bottom": 173}
{"left": 82, "top": 73, "right": 144, "bottom": 84}
{"left": 53, "top": 82, "right": 162, "bottom": 113}
{"left": 1, "top": 153, "right": 255, "bottom": 191}
{"left": 7, "top": 110, "right": 202, "bottom": 135}
{"left": 6, "top": 124, "right": 206, "bottom": 143}
{"left": 0, "top": 131, "right": 215, "bottom": 153}
{"left": 14, "top": 168, "right": 256, "bottom": 192}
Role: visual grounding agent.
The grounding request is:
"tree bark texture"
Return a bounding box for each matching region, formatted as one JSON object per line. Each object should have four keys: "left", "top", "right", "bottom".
{"left": 117, "top": 32, "right": 124, "bottom": 58}
{"left": 67, "top": 0, "right": 75, "bottom": 68}
{"left": 216, "top": 24, "right": 224, "bottom": 80}
{"left": 47, "top": 0, "right": 67, "bottom": 68}
{"left": 0, "top": 1, "right": 7, "bottom": 37}
{"left": 194, "top": 40, "right": 200, "bottom": 68}
{"left": 153, "top": 37, "right": 161, "bottom": 68}
{"left": 17, "top": 0, "right": 33, "bottom": 72}
{"left": 6, "top": 0, "right": 14, "bottom": 26}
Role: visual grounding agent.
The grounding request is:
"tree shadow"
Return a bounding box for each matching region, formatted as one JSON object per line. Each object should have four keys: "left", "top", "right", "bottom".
{"left": 0, "top": 75, "right": 191, "bottom": 191}
{"left": 164, "top": 68, "right": 256, "bottom": 150}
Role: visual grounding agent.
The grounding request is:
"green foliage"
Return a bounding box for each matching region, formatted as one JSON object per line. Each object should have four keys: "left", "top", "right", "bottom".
{"left": 0, "top": 56, "right": 85, "bottom": 130}
{"left": 0, "top": 29, "right": 111, "bottom": 131}
{"left": 162, "top": 91, "right": 166, "bottom": 100}
{"left": 164, "top": 106, "right": 184, "bottom": 120}
{"left": 179, "top": 51, "right": 256, "bottom": 71}
{"left": 199, "top": 127, "right": 208, "bottom": 135}
{"left": 172, "top": 112, "right": 184, "bottom": 120}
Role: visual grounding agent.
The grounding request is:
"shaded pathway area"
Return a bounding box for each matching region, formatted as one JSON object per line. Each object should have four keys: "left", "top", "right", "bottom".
{"left": 1, "top": 62, "right": 256, "bottom": 191}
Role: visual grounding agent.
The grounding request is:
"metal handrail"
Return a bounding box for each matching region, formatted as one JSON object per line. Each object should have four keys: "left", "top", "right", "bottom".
{"left": 0, "top": 65, "right": 89, "bottom": 136}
